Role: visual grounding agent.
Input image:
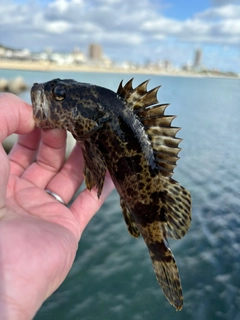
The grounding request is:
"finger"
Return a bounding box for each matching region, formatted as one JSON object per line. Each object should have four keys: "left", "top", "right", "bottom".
{"left": 21, "top": 129, "right": 67, "bottom": 188}
{"left": 45, "top": 143, "right": 85, "bottom": 204}
{"left": 9, "top": 129, "right": 41, "bottom": 176}
{"left": 0, "top": 145, "right": 9, "bottom": 211}
{"left": 70, "top": 173, "right": 115, "bottom": 236}
{"left": 0, "top": 93, "right": 35, "bottom": 142}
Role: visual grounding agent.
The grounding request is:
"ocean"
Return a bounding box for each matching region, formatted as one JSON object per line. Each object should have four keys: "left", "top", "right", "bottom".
{"left": 1, "top": 69, "right": 240, "bottom": 319}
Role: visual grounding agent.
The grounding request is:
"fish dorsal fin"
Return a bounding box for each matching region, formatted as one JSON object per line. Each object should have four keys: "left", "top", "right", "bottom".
{"left": 117, "top": 78, "right": 151, "bottom": 106}
{"left": 117, "top": 79, "right": 182, "bottom": 177}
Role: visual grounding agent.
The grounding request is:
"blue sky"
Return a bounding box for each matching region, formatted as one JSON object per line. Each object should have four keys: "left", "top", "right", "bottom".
{"left": 162, "top": 0, "right": 211, "bottom": 19}
{"left": 1, "top": 0, "right": 240, "bottom": 72}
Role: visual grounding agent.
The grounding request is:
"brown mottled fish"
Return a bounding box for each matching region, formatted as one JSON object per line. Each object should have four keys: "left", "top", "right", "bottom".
{"left": 31, "top": 78, "right": 191, "bottom": 310}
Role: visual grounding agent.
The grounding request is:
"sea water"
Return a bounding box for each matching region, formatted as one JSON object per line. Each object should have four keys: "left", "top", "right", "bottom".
{"left": 1, "top": 69, "right": 240, "bottom": 320}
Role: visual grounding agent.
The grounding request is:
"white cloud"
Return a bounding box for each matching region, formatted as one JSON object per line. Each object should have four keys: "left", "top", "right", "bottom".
{"left": 196, "top": 4, "right": 240, "bottom": 19}
{"left": 48, "top": 0, "right": 70, "bottom": 12}
{"left": 142, "top": 18, "right": 183, "bottom": 35}
{"left": 45, "top": 21, "right": 71, "bottom": 34}
{"left": 0, "top": 0, "right": 239, "bottom": 71}
{"left": 141, "top": 4, "right": 240, "bottom": 46}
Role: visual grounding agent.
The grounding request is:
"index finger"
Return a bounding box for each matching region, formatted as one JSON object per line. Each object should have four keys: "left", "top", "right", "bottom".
{"left": 0, "top": 93, "right": 35, "bottom": 210}
{"left": 0, "top": 93, "right": 35, "bottom": 142}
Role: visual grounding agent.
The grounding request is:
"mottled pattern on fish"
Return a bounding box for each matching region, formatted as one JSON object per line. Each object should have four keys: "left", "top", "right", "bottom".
{"left": 31, "top": 78, "right": 191, "bottom": 310}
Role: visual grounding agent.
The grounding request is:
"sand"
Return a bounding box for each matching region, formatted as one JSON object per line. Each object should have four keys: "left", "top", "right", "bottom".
{"left": 0, "top": 59, "right": 202, "bottom": 77}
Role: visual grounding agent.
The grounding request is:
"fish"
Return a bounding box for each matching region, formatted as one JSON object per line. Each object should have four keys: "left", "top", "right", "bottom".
{"left": 31, "top": 78, "right": 191, "bottom": 310}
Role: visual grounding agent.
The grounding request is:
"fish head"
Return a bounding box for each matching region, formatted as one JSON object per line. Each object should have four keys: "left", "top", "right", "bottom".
{"left": 31, "top": 78, "right": 110, "bottom": 139}
{"left": 31, "top": 79, "right": 68, "bottom": 129}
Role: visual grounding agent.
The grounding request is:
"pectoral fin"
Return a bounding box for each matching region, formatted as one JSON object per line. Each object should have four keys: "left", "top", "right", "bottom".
{"left": 83, "top": 165, "right": 96, "bottom": 190}
{"left": 81, "top": 140, "right": 107, "bottom": 198}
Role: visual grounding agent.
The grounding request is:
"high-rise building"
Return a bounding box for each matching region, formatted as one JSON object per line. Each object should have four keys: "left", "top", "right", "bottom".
{"left": 88, "top": 44, "right": 103, "bottom": 60}
{"left": 193, "top": 49, "right": 202, "bottom": 68}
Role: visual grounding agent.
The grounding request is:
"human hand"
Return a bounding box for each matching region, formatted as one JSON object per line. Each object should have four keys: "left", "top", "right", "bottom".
{"left": 0, "top": 93, "right": 114, "bottom": 320}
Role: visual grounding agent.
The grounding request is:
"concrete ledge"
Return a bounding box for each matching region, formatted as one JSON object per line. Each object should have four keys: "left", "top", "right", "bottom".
{"left": 0, "top": 76, "right": 28, "bottom": 94}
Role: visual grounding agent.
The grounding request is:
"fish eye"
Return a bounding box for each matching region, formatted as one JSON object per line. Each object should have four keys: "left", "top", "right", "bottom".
{"left": 53, "top": 85, "right": 66, "bottom": 101}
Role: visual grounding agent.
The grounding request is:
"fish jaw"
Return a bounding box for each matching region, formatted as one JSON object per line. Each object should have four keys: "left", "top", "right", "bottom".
{"left": 31, "top": 83, "right": 53, "bottom": 128}
{"left": 31, "top": 82, "right": 68, "bottom": 130}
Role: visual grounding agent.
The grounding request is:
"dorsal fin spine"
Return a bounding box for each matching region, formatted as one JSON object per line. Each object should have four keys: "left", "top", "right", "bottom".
{"left": 117, "top": 80, "right": 124, "bottom": 96}
{"left": 117, "top": 79, "right": 182, "bottom": 177}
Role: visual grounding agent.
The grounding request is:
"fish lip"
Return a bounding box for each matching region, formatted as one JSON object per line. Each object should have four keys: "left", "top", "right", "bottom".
{"left": 31, "top": 83, "right": 51, "bottom": 127}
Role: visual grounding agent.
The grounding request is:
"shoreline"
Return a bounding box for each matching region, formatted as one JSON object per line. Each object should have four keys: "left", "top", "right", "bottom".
{"left": 0, "top": 59, "right": 239, "bottom": 79}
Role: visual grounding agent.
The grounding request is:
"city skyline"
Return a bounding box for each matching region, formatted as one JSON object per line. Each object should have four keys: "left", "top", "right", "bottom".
{"left": 1, "top": 0, "right": 240, "bottom": 73}
{"left": 1, "top": 42, "right": 239, "bottom": 78}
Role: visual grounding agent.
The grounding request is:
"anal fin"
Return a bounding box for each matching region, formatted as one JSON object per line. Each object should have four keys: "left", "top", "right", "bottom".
{"left": 120, "top": 197, "right": 140, "bottom": 238}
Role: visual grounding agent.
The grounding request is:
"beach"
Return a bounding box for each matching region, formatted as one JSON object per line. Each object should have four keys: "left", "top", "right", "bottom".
{"left": 0, "top": 59, "right": 234, "bottom": 78}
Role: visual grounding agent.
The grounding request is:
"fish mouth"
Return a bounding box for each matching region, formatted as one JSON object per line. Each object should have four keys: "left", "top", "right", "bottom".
{"left": 31, "top": 83, "right": 52, "bottom": 128}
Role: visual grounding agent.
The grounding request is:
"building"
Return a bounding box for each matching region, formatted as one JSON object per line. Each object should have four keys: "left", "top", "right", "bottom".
{"left": 88, "top": 43, "right": 103, "bottom": 60}
{"left": 193, "top": 49, "right": 202, "bottom": 69}
{"left": 72, "top": 47, "right": 86, "bottom": 64}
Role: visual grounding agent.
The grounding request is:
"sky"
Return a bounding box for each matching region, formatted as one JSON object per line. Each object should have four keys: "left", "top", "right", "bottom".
{"left": 1, "top": 0, "right": 240, "bottom": 72}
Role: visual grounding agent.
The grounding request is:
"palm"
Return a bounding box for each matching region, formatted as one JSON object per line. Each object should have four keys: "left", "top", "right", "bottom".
{"left": 3, "top": 181, "right": 77, "bottom": 296}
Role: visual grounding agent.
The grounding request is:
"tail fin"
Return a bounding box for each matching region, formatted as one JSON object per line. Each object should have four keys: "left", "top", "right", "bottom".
{"left": 140, "top": 223, "right": 183, "bottom": 311}
{"left": 148, "top": 238, "right": 183, "bottom": 310}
